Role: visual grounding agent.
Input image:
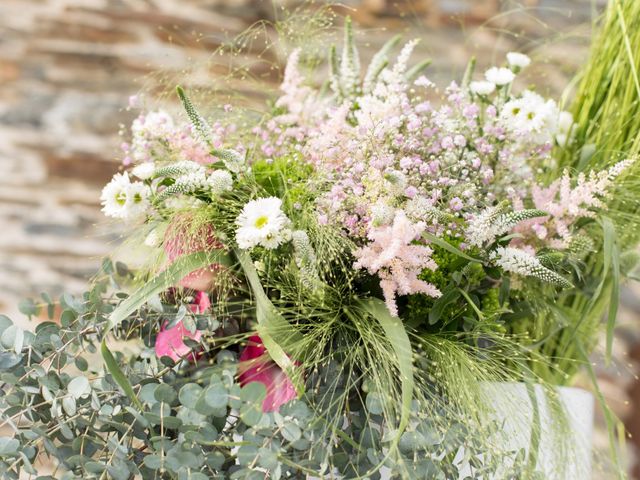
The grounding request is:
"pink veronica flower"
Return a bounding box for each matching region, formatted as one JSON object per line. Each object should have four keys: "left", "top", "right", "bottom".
{"left": 238, "top": 335, "right": 298, "bottom": 413}
{"left": 155, "top": 292, "right": 210, "bottom": 362}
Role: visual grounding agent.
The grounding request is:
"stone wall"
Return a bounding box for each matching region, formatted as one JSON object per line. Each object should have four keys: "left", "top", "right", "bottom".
{"left": 2, "top": 0, "right": 638, "bottom": 477}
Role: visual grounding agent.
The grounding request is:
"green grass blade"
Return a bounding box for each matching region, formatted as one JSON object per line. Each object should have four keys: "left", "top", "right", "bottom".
{"left": 235, "top": 248, "right": 305, "bottom": 395}
{"left": 106, "top": 250, "right": 230, "bottom": 331}
{"left": 577, "top": 339, "right": 625, "bottom": 480}
{"left": 422, "top": 232, "right": 481, "bottom": 263}
{"left": 101, "top": 339, "right": 144, "bottom": 410}
{"left": 405, "top": 59, "right": 432, "bottom": 82}
{"left": 602, "top": 217, "right": 620, "bottom": 363}
{"left": 356, "top": 298, "right": 414, "bottom": 435}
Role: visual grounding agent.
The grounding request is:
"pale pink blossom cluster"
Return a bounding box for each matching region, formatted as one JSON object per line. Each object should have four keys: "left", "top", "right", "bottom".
{"left": 353, "top": 212, "right": 441, "bottom": 316}
{"left": 253, "top": 48, "right": 629, "bottom": 311}
{"left": 513, "top": 160, "right": 632, "bottom": 248}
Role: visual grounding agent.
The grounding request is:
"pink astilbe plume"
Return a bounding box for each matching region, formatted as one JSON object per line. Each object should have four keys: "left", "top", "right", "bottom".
{"left": 353, "top": 211, "right": 441, "bottom": 316}
{"left": 524, "top": 161, "right": 632, "bottom": 245}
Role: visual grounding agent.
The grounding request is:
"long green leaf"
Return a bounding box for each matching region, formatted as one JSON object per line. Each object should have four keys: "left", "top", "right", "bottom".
{"left": 101, "top": 339, "right": 143, "bottom": 410}
{"left": 356, "top": 298, "right": 414, "bottom": 435}
{"left": 235, "top": 249, "right": 306, "bottom": 395}
{"left": 422, "top": 232, "right": 481, "bottom": 263}
{"left": 106, "top": 251, "right": 229, "bottom": 331}
{"left": 602, "top": 217, "right": 620, "bottom": 363}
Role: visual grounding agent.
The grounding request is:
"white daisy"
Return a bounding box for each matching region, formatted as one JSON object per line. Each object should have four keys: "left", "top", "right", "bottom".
{"left": 235, "top": 197, "right": 291, "bottom": 249}
{"left": 131, "top": 162, "right": 155, "bottom": 180}
{"left": 506, "top": 52, "right": 531, "bottom": 70}
{"left": 101, "top": 173, "right": 130, "bottom": 219}
{"left": 469, "top": 80, "right": 496, "bottom": 96}
{"left": 100, "top": 172, "right": 150, "bottom": 221}
{"left": 485, "top": 67, "right": 515, "bottom": 86}
{"left": 125, "top": 182, "right": 151, "bottom": 220}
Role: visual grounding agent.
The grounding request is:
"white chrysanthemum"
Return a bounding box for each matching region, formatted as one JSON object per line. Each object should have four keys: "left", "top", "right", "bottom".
{"left": 500, "top": 90, "right": 559, "bottom": 143}
{"left": 485, "top": 67, "right": 515, "bottom": 86}
{"left": 131, "top": 162, "right": 155, "bottom": 180}
{"left": 100, "top": 172, "right": 149, "bottom": 221}
{"left": 208, "top": 170, "right": 233, "bottom": 195}
{"left": 235, "top": 197, "right": 291, "bottom": 249}
{"left": 506, "top": 52, "right": 531, "bottom": 69}
{"left": 469, "top": 80, "right": 496, "bottom": 96}
{"left": 101, "top": 173, "right": 130, "bottom": 218}
{"left": 125, "top": 182, "right": 151, "bottom": 219}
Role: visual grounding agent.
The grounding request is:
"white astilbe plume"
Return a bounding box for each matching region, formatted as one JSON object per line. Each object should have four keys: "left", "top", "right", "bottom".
{"left": 340, "top": 17, "right": 361, "bottom": 97}
{"left": 353, "top": 211, "right": 441, "bottom": 316}
{"left": 492, "top": 247, "right": 572, "bottom": 288}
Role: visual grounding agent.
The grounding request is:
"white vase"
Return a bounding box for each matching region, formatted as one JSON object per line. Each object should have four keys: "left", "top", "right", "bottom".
{"left": 457, "top": 382, "right": 595, "bottom": 480}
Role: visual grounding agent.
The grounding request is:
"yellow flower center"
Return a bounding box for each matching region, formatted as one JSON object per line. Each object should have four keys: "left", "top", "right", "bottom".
{"left": 254, "top": 216, "right": 269, "bottom": 229}
{"left": 115, "top": 191, "right": 127, "bottom": 206}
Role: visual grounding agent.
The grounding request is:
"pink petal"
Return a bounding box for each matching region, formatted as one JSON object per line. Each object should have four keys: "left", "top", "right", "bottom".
{"left": 155, "top": 321, "right": 202, "bottom": 362}
{"left": 190, "top": 291, "right": 211, "bottom": 314}
{"left": 238, "top": 335, "right": 299, "bottom": 412}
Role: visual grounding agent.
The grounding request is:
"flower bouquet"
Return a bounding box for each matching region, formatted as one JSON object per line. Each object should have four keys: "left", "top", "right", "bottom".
{"left": 2, "top": 2, "right": 640, "bottom": 479}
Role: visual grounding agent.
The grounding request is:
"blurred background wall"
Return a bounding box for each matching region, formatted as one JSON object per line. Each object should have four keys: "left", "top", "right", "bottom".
{"left": 2, "top": 0, "right": 639, "bottom": 477}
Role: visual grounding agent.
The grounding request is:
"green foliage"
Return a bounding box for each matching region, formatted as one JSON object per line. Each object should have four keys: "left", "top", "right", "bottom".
{"left": 0, "top": 271, "right": 535, "bottom": 479}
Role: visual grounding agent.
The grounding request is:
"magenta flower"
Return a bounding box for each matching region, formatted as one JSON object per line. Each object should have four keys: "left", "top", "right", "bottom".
{"left": 238, "top": 335, "right": 298, "bottom": 413}
{"left": 154, "top": 292, "right": 210, "bottom": 362}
